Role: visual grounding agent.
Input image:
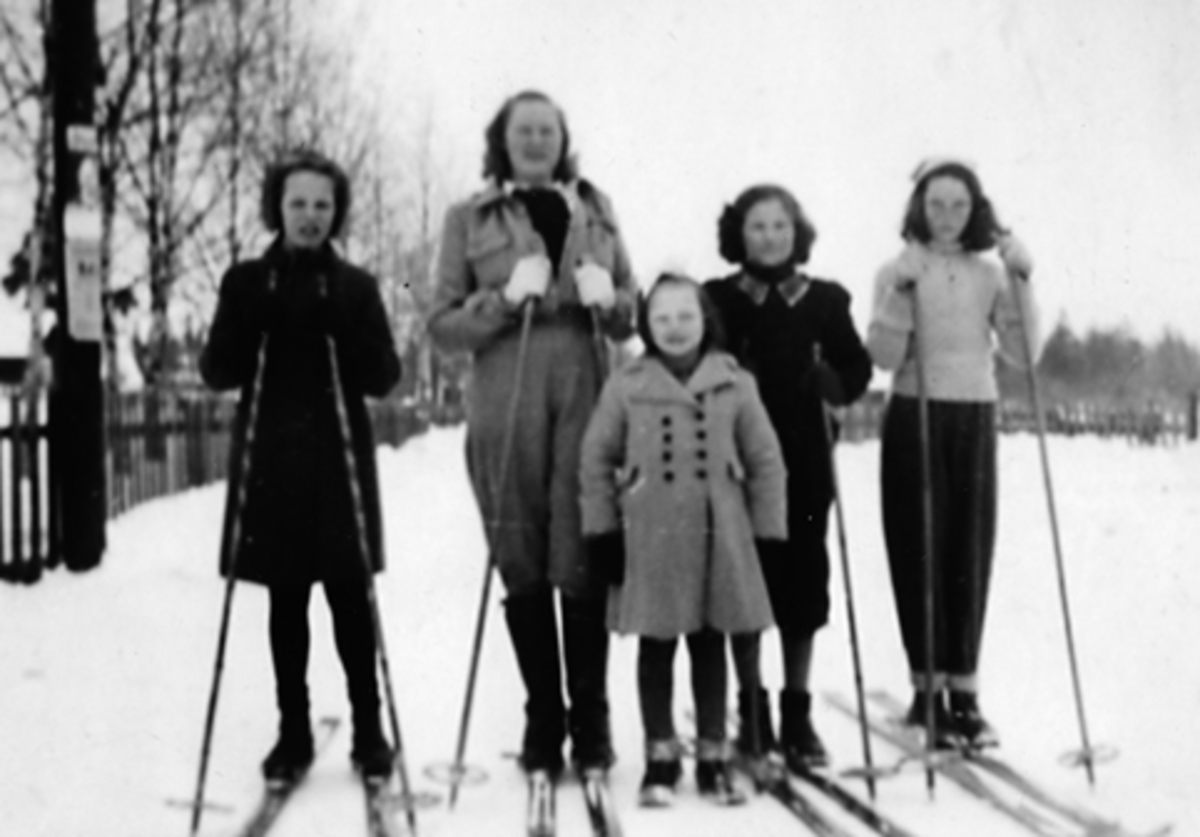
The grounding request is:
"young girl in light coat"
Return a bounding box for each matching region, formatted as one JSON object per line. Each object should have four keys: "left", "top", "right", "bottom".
{"left": 580, "top": 273, "right": 787, "bottom": 807}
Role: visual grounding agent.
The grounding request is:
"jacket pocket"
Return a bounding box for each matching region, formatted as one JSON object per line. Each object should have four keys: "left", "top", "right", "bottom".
{"left": 727, "top": 458, "right": 746, "bottom": 483}
{"left": 466, "top": 226, "right": 515, "bottom": 288}
{"left": 615, "top": 464, "right": 646, "bottom": 500}
{"left": 581, "top": 218, "right": 617, "bottom": 270}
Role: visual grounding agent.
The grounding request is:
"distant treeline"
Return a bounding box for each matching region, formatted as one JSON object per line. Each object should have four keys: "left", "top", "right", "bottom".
{"left": 996, "top": 320, "right": 1200, "bottom": 408}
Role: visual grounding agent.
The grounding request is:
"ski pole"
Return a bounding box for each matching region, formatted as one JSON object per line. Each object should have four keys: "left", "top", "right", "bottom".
{"left": 588, "top": 307, "right": 610, "bottom": 382}
{"left": 1001, "top": 243, "right": 1097, "bottom": 787}
{"left": 901, "top": 277, "right": 938, "bottom": 798}
{"left": 188, "top": 327, "right": 271, "bottom": 837}
{"left": 814, "top": 345, "right": 876, "bottom": 800}
{"left": 448, "top": 300, "right": 537, "bottom": 809}
{"left": 323, "top": 319, "right": 420, "bottom": 833}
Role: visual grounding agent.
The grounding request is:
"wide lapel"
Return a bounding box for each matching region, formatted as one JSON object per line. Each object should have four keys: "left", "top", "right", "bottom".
{"left": 686, "top": 353, "right": 738, "bottom": 399}
{"left": 629, "top": 357, "right": 699, "bottom": 407}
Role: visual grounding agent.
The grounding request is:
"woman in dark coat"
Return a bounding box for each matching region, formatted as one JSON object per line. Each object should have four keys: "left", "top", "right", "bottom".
{"left": 428, "top": 90, "right": 636, "bottom": 778}
{"left": 200, "top": 150, "right": 401, "bottom": 782}
{"left": 705, "top": 184, "right": 872, "bottom": 771}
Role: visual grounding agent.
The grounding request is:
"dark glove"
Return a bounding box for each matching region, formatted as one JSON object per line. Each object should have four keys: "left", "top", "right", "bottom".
{"left": 586, "top": 532, "right": 626, "bottom": 586}
{"left": 808, "top": 361, "right": 845, "bottom": 406}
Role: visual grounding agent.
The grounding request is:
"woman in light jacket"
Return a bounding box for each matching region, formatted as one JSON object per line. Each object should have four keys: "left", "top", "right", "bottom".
{"left": 427, "top": 90, "right": 636, "bottom": 777}
{"left": 866, "top": 157, "right": 1040, "bottom": 748}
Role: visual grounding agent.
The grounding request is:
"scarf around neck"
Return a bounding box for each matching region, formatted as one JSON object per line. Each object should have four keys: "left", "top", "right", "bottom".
{"left": 742, "top": 258, "right": 797, "bottom": 286}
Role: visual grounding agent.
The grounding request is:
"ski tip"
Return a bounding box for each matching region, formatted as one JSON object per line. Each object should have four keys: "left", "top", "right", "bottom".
{"left": 370, "top": 787, "right": 443, "bottom": 812}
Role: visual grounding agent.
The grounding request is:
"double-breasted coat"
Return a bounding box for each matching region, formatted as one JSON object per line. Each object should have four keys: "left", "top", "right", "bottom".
{"left": 579, "top": 351, "right": 787, "bottom": 638}
{"left": 201, "top": 242, "right": 401, "bottom": 585}
{"left": 428, "top": 179, "right": 636, "bottom": 598}
{"left": 705, "top": 273, "right": 873, "bottom": 634}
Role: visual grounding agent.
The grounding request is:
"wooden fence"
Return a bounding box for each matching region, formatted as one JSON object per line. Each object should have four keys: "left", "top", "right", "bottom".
{"left": 0, "top": 384, "right": 1192, "bottom": 585}
{"left": 0, "top": 386, "right": 438, "bottom": 584}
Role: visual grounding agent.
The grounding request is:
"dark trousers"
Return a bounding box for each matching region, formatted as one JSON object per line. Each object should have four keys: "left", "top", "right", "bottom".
{"left": 881, "top": 396, "right": 997, "bottom": 687}
{"left": 638, "top": 628, "right": 727, "bottom": 747}
{"left": 268, "top": 578, "right": 379, "bottom": 730}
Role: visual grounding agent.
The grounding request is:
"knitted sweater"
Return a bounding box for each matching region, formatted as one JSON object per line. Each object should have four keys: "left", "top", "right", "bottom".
{"left": 866, "top": 243, "right": 1041, "bottom": 402}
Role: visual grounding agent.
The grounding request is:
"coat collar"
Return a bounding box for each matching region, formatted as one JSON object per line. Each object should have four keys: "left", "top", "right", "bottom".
{"left": 472, "top": 179, "right": 583, "bottom": 216}
{"left": 736, "top": 270, "right": 811, "bottom": 307}
{"left": 631, "top": 351, "right": 741, "bottom": 403}
{"left": 262, "top": 236, "right": 341, "bottom": 270}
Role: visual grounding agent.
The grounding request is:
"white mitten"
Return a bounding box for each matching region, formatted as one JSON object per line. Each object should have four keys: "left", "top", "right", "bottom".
{"left": 503, "top": 254, "right": 552, "bottom": 305}
{"left": 575, "top": 261, "right": 615, "bottom": 309}
{"left": 998, "top": 234, "right": 1034, "bottom": 280}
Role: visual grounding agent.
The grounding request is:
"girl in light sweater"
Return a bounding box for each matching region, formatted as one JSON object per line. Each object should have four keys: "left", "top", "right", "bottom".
{"left": 866, "top": 157, "right": 1041, "bottom": 748}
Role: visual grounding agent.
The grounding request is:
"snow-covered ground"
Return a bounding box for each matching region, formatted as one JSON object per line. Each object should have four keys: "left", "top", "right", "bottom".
{"left": 1, "top": 423, "right": 1196, "bottom": 836}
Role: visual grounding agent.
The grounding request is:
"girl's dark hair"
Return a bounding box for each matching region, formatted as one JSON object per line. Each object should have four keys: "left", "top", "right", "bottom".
{"left": 636, "top": 273, "right": 726, "bottom": 358}
{"left": 717, "top": 183, "right": 817, "bottom": 266}
{"left": 260, "top": 149, "right": 352, "bottom": 238}
{"left": 482, "top": 90, "right": 578, "bottom": 184}
{"left": 901, "top": 162, "right": 1002, "bottom": 251}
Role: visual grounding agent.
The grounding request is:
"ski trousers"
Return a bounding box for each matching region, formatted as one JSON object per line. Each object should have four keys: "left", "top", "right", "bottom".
{"left": 880, "top": 396, "right": 997, "bottom": 691}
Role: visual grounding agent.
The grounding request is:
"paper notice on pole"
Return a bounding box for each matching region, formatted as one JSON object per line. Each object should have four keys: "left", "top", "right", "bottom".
{"left": 66, "top": 238, "right": 103, "bottom": 342}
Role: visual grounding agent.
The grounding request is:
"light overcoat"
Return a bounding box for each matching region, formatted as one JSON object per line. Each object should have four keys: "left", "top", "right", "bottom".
{"left": 579, "top": 351, "right": 787, "bottom": 637}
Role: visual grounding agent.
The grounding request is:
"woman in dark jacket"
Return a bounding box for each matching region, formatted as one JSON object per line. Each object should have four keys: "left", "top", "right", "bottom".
{"left": 428, "top": 90, "right": 636, "bottom": 778}
{"left": 200, "top": 150, "right": 402, "bottom": 782}
{"left": 705, "top": 184, "right": 872, "bottom": 771}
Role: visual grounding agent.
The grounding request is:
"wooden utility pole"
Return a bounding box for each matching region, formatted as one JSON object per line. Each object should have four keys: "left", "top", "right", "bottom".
{"left": 49, "top": 0, "right": 105, "bottom": 571}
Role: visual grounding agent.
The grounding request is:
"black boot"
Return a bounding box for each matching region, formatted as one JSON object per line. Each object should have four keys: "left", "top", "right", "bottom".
{"left": 637, "top": 740, "right": 682, "bottom": 808}
{"left": 694, "top": 740, "right": 747, "bottom": 806}
{"left": 949, "top": 690, "right": 999, "bottom": 749}
{"left": 262, "top": 714, "right": 314, "bottom": 784}
{"left": 904, "top": 689, "right": 963, "bottom": 750}
{"left": 351, "top": 711, "right": 395, "bottom": 779}
{"left": 735, "top": 687, "right": 777, "bottom": 757}
{"left": 505, "top": 588, "right": 567, "bottom": 775}
{"left": 779, "top": 690, "right": 828, "bottom": 770}
{"left": 562, "top": 595, "right": 615, "bottom": 772}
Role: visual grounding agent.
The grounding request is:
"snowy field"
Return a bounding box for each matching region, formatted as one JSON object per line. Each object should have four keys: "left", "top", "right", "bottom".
{"left": 1, "top": 422, "right": 1197, "bottom": 836}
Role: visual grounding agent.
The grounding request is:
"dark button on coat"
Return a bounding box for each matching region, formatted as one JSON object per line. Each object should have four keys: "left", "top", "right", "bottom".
{"left": 580, "top": 352, "right": 787, "bottom": 638}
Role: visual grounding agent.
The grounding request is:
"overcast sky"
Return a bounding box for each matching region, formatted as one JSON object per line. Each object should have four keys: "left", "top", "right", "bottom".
{"left": 325, "top": 0, "right": 1200, "bottom": 343}
{"left": 2, "top": 0, "right": 1197, "bottom": 345}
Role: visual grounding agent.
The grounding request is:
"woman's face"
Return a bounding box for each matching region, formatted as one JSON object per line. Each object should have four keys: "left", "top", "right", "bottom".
{"left": 648, "top": 283, "right": 705, "bottom": 359}
{"left": 741, "top": 198, "right": 795, "bottom": 267}
{"left": 504, "top": 99, "right": 564, "bottom": 186}
{"left": 922, "top": 175, "right": 972, "bottom": 246}
{"left": 281, "top": 170, "right": 336, "bottom": 250}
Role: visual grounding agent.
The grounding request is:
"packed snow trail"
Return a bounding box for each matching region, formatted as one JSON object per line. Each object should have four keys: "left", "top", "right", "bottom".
{"left": 0, "top": 425, "right": 1196, "bottom": 835}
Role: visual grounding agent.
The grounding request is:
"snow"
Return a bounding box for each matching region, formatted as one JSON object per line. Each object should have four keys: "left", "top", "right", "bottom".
{"left": 0, "top": 292, "right": 30, "bottom": 356}
{"left": 1, "top": 423, "right": 1197, "bottom": 836}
